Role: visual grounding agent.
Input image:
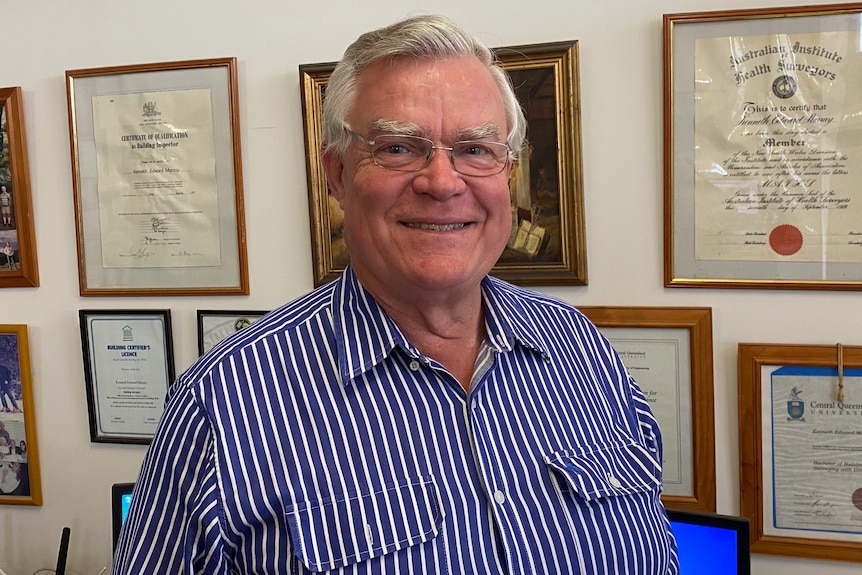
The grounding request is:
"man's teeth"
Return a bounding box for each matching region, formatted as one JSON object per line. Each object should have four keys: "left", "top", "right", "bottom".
{"left": 407, "top": 223, "right": 466, "bottom": 231}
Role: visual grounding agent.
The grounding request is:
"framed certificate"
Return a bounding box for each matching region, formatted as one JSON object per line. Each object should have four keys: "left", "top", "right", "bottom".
{"left": 299, "top": 41, "right": 587, "bottom": 287}
{"left": 738, "top": 342, "right": 862, "bottom": 563}
{"left": 79, "top": 309, "right": 175, "bottom": 444}
{"left": 579, "top": 306, "right": 715, "bottom": 512}
{"left": 0, "top": 87, "right": 39, "bottom": 288}
{"left": 0, "top": 324, "right": 42, "bottom": 506}
{"left": 664, "top": 4, "right": 862, "bottom": 290}
{"left": 66, "top": 58, "right": 249, "bottom": 296}
{"left": 196, "top": 309, "right": 268, "bottom": 356}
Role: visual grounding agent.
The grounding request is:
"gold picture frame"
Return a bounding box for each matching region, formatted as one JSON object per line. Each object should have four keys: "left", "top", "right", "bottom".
{"left": 738, "top": 342, "right": 862, "bottom": 563}
{"left": 299, "top": 40, "right": 586, "bottom": 287}
{"left": 66, "top": 58, "right": 249, "bottom": 296}
{"left": 663, "top": 4, "right": 862, "bottom": 290}
{"left": 579, "top": 306, "right": 715, "bottom": 512}
{"left": 0, "top": 87, "right": 39, "bottom": 288}
{"left": 0, "top": 324, "right": 42, "bottom": 506}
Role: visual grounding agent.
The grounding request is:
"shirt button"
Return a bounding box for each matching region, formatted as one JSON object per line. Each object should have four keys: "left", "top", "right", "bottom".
{"left": 409, "top": 360, "right": 420, "bottom": 371}
{"left": 607, "top": 474, "right": 623, "bottom": 489}
{"left": 365, "top": 524, "right": 374, "bottom": 543}
{"left": 493, "top": 490, "right": 506, "bottom": 504}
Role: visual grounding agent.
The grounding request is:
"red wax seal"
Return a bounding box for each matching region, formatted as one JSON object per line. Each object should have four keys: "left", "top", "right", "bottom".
{"left": 769, "top": 224, "right": 803, "bottom": 256}
{"left": 853, "top": 488, "right": 862, "bottom": 512}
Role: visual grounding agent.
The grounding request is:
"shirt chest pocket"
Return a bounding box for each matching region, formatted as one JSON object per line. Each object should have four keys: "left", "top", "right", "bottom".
{"left": 284, "top": 476, "right": 444, "bottom": 572}
{"left": 544, "top": 442, "right": 662, "bottom": 501}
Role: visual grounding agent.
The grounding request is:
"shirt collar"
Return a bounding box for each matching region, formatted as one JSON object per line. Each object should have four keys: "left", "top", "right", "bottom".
{"left": 331, "top": 267, "right": 550, "bottom": 386}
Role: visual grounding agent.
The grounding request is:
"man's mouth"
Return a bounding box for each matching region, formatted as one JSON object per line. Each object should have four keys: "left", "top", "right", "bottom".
{"left": 404, "top": 222, "right": 468, "bottom": 231}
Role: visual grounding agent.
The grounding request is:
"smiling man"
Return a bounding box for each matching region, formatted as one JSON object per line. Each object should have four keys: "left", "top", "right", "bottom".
{"left": 113, "top": 15, "right": 679, "bottom": 575}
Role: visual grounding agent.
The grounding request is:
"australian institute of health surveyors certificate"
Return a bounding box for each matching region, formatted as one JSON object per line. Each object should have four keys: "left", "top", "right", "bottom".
{"left": 762, "top": 366, "right": 862, "bottom": 543}
{"left": 694, "top": 30, "right": 862, "bottom": 264}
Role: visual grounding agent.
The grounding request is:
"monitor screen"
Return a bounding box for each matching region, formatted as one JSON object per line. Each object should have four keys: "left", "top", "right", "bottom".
{"left": 111, "top": 482, "right": 135, "bottom": 551}
{"left": 667, "top": 509, "right": 751, "bottom": 575}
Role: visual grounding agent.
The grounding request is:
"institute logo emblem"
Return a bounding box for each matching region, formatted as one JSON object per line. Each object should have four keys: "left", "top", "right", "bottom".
{"left": 787, "top": 386, "right": 805, "bottom": 421}
{"left": 143, "top": 101, "right": 161, "bottom": 117}
{"left": 772, "top": 75, "right": 797, "bottom": 99}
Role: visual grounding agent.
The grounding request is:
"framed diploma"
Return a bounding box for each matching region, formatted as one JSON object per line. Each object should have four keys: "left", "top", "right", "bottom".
{"left": 0, "top": 87, "right": 39, "bottom": 288}
{"left": 196, "top": 309, "right": 268, "bottom": 356}
{"left": 299, "top": 40, "right": 587, "bottom": 287}
{"left": 664, "top": 4, "right": 862, "bottom": 290}
{"left": 579, "top": 306, "right": 715, "bottom": 512}
{"left": 0, "top": 325, "right": 42, "bottom": 506}
{"left": 738, "top": 342, "right": 862, "bottom": 563}
{"left": 66, "top": 58, "right": 249, "bottom": 296}
{"left": 79, "top": 309, "right": 175, "bottom": 444}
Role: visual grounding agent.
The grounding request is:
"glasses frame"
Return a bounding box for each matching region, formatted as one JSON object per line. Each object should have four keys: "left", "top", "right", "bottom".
{"left": 344, "top": 128, "right": 511, "bottom": 177}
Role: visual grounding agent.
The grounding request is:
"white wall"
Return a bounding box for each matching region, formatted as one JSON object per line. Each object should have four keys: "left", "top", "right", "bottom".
{"left": 1, "top": 0, "right": 859, "bottom": 573}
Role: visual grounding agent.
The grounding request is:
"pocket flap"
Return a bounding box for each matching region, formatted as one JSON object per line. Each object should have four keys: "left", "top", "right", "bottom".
{"left": 285, "top": 476, "right": 442, "bottom": 572}
{"left": 544, "top": 443, "right": 661, "bottom": 502}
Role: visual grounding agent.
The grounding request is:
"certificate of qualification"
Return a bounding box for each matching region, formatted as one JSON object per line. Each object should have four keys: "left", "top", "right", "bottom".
{"left": 92, "top": 88, "right": 221, "bottom": 269}
{"left": 694, "top": 30, "right": 862, "bottom": 263}
{"left": 85, "top": 314, "right": 171, "bottom": 439}
{"left": 764, "top": 366, "right": 862, "bottom": 541}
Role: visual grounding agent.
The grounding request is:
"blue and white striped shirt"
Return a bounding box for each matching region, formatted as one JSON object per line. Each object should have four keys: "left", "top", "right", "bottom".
{"left": 113, "top": 267, "right": 679, "bottom": 574}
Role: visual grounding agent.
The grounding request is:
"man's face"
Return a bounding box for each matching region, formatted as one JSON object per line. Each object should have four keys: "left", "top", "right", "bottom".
{"left": 323, "top": 56, "right": 513, "bottom": 299}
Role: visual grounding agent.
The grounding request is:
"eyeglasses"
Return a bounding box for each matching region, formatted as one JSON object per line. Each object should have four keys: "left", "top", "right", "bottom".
{"left": 345, "top": 128, "right": 511, "bottom": 177}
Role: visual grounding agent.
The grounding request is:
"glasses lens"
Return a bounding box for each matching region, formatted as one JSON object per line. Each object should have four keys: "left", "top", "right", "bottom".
{"left": 451, "top": 141, "right": 510, "bottom": 176}
{"left": 370, "top": 135, "right": 432, "bottom": 171}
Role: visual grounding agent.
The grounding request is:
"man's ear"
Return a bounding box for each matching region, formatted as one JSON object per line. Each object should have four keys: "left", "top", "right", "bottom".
{"left": 321, "top": 147, "right": 347, "bottom": 205}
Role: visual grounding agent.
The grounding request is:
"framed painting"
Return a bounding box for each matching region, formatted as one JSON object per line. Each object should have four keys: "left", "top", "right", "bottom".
{"left": 664, "top": 4, "right": 862, "bottom": 290}
{"left": 196, "top": 309, "right": 268, "bottom": 355}
{"left": 66, "top": 58, "right": 249, "bottom": 296}
{"left": 579, "top": 306, "right": 715, "bottom": 512}
{"left": 738, "top": 342, "right": 862, "bottom": 562}
{"left": 0, "top": 87, "right": 39, "bottom": 288}
{"left": 0, "top": 324, "right": 42, "bottom": 506}
{"left": 79, "top": 309, "right": 175, "bottom": 444}
{"left": 299, "top": 40, "right": 586, "bottom": 287}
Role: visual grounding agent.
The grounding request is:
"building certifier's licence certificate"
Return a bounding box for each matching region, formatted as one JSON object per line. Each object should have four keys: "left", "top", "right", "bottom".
{"left": 92, "top": 88, "right": 221, "bottom": 269}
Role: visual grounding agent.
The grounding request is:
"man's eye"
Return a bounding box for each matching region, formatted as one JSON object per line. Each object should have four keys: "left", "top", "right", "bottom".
{"left": 380, "top": 143, "right": 412, "bottom": 155}
{"left": 460, "top": 144, "right": 493, "bottom": 157}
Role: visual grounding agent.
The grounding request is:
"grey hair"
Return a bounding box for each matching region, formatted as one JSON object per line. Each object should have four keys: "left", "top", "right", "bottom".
{"left": 322, "top": 14, "right": 527, "bottom": 157}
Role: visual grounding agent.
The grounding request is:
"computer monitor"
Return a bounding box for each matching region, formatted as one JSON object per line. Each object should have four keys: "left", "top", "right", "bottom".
{"left": 667, "top": 508, "right": 751, "bottom": 575}
{"left": 111, "top": 482, "right": 135, "bottom": 551}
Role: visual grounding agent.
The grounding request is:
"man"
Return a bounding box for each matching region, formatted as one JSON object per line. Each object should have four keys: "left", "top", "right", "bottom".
{"left": 114, "top": 15, "right": 679, "bottom": 574}
{"left": 0, "top": 185, "right": 11, "bottom": 226}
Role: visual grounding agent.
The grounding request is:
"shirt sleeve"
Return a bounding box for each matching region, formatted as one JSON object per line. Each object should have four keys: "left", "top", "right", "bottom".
{"left": 111, "top": 382, "right": 231, "bottom": 575}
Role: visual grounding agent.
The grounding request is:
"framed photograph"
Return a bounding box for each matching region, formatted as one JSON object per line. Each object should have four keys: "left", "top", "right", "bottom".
{"left": 299, "top": 40, "right": 586, "bottom": 287}
{"left": 196, "top": 309, "right": 268, "bottom": 356}
{"left": 579, "top": 306, "right": 715, "bottom": 512}
{"left": 738, "top": 342, "right": 862, "bottom": 562}
{"left": 663, "top": 4, "right": 862, "bottom": 290}
{"left": 0, "top": 87, "right": 39, "bottom": 288}
{"left": 66, "top": 58, "right": 249, "bottom": 296}
{"left": 0, "top": 325, "right": 41, "bottom": 506}
{"left": 79, "top": 309, "right": 175, "bottom": 444}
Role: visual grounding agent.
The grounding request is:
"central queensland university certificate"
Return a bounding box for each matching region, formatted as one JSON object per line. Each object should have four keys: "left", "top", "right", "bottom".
{"left": 694, "top": 30, "right": 862, "bottom": 263}
{"left": 762, "top": 366, "right": 862, "bottom": 543}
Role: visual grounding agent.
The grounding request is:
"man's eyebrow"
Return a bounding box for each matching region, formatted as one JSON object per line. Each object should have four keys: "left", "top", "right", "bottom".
{"left": 369, "top": 120, "right": 425, "bottom": 137}
{"left": 455, "top": 123, "right": 503, "bottom": 141}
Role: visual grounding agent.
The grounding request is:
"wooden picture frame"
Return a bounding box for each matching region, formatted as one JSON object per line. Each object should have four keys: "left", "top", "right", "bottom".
{"left": 66, "top": 58, "right": 249, "bottom": 296}
{"left": 0, "top": 87, "right": 39, "bottom": 288}
{"left": 738, "top": 342, "right": 862, "bottom": 562}
{"left": 79, "top": 309, "right": 175, "bottom": 444}
{"left": 196, "top": 309, "right": 268, "bottom": 355}
{"left": 0, "top": 324, "right": 42, "bottom": 506}
{"left": 663, "top": 4, "right": 862, "bottom": 290}
{"left": 579, "top": 306, "right": 715, "bottom": 512}
{"left": 299, "top": 40, "right": 586, "bottom": 287}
